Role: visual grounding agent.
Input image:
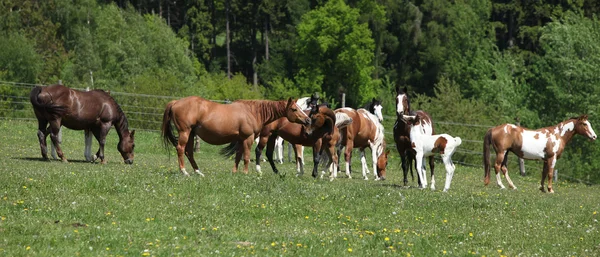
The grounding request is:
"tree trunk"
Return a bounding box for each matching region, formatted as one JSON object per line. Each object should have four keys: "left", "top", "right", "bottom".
{"left": 265, "top": 18, "right": 270, "bottom": 61}
{"left": 252, "top": 27, "right": 258, "bottom": 87}
{"left": 226, "top": 0, "right": 231, "bottom": 79}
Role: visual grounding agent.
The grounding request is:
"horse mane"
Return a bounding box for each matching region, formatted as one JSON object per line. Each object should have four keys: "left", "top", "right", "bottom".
{"left": 315, "top": 104, "right": 336, "bottom": 136}
{"left": 98, "top": 91, "right": 130, "bottom": 135}
{"left": 235, "top": 99, "right": 286, "bottom": 124}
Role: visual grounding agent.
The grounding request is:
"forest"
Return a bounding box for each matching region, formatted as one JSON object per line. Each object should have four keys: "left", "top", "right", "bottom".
{"left": 1, "top": 0, "right": 600, "bottom": 182}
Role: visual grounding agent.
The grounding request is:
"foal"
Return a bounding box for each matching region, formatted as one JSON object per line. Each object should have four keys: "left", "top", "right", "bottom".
{"left": 403, "top": 114, "right": 462, "bottom": 192}
{"left": 483, "top": 115, "right": 597, "bottom": 193}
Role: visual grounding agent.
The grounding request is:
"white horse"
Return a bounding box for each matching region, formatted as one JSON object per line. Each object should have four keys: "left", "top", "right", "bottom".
{"left": 403, "top": 114, "right": 462, "bottom": 192}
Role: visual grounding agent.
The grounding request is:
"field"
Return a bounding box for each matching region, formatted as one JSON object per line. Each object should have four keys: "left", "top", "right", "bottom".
{"left": 1, "top": 119, "right": 599, "bottom": 256}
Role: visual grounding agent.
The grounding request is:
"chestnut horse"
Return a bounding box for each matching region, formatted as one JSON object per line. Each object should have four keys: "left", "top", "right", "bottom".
{"left": 335, "top": 108, "right": 389, "bottom": 180}
{"left": 255, "top": 104, "right": 349, "bottom": 179}
{"left": 29, "top": 84, "right": 135, "bottom": 164}
{"left": 161, "top": 96, "right": 310, "bottom": 176}
{"left": 403, "top": 114, "right": 462, "bottom": 191}
{"left": 484, "top": 115, "right": 597, "bottom": 193}
{"left": 394, "top": 86, "right": 435, "bottom": 187}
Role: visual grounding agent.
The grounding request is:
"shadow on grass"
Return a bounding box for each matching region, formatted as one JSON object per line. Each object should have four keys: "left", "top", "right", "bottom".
{"left": 14, "top": 157, "right": 93, "bottom": 163}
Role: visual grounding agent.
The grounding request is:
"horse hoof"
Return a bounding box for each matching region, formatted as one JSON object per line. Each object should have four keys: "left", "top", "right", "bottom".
{"left": 363, "top": 177, "right": 368, "bottom": 181}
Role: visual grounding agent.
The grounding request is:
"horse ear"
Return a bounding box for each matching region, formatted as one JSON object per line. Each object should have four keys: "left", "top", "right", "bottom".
{"left": 130, "top": 130, "right": 135, "bottom": 138}
{"left": 581, "top": 114, "right": 588, "bottom": 120}
{"left": 385, "top": 149, "right": 390, "bottom": 156}
{"left": 395, "top": 85, "right": 400, "bottom": 94}
{"left": 286, "top": 97, "right": 293, "bottom": 107}
{"left": 403, "top": 86, "right": 408, "bottom": 94}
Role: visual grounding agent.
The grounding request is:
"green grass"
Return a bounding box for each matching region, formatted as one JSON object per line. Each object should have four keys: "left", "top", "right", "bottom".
{"left": 1, "top": 120, "right": 599, "bottom": 256}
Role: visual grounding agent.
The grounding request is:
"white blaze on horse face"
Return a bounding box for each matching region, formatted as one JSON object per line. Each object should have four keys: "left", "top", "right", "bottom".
{"left": 396, "top": 94, "right": 406, "bottom": 115}
{"left": 520, "top": 130, "right": 549, "bottom": 159}
{"left": 295, "top": 102, "right": 311, "bottom": 120}
{"left": 585, "top": 120, "right": 598, "bottom": 140}
{"left": 373, "top": 104, "right": 383, "bottom": 122}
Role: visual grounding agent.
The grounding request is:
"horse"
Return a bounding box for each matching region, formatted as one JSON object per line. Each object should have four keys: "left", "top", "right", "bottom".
{"left": 255, "top": 104, "right": 350, "bottom": 179}
{"left": 402, "top": 114, "right": 462, "bottom": 191}
{"left": 335, "top": 107, "right": 389, "bottom": 180}
{"left": 161, "top": 96, "right": 310, "bottom": 176}
{"left": 483, "top": 115, "right": 597, "bottom": 193}
{"left": 393, "top": 86, "right": 436, "bottom": 186}
{"left": 29, "top": 84, "right": 135, "bottom": 164}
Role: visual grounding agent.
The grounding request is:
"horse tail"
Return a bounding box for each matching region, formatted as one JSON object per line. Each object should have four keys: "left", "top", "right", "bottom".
{"left": 161, "top": 100, "right": 179, "bottom": 148}
{"left": 483, "top": 129, "right": 493, "bottom": 186}
{"left": 220, "top": 142, "right": 239, "bottom": 158}
{"left": 29, "top": 86, "right": 44, "bottom": 108}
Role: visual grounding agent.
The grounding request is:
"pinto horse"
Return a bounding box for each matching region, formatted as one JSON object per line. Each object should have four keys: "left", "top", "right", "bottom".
{"left": 335, "top": 108, "right": 389, "bottom": 180}
{"left": 255, "top": 104, "right": 349, "bottom": 179}
{"left": 29, "top": 84, "right": 135, "bottom": 164}
{"left": 483, "top": 115, "right": 597, "bottom": 193}
{"left": 394, "top": 86, "right": 436, "bottom": 186}
{"left": 403, "top": 114, "right": 462, "bottom": 191}
{"left": 161, "top": 96, "right": 310, "bottom": 176}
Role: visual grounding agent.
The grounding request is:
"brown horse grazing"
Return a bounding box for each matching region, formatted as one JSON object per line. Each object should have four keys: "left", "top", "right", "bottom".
{"left": 484, "top": 115, "right": 597, "bottom": 193}
{"left": 29, "top": 84, "right": 135, "bottom": 164}
{"left": 335, "top": 108, "right": 388, "bottom": 180}
{"left": 394, "top": 86, "right": 435, "bottom": 187}
{"left": 255, "top": 104, "right": 348, "bottom": 179}
{"left": 161, "top": 96, "right": 311, "bottom": 176}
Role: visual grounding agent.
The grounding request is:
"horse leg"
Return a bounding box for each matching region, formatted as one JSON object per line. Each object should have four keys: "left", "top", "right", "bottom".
{"left": 359, "top": 149, "right": 369, "bottom": 180}
{"left": 84, "top": 129, "right": 93, "bottom": 162}
{"left": 540, "top": 161, "right": 549, "bottom": 193}
{"left": 35, "top": 119, "right": 50, "bottom": 160}
{"left": 499, "top": 152, "right": 517, "bottom": 190}
{"left": 176, "top": 130, "right": 191, "bottom": 176}
{"left": 48, "top": 120, "right": 67, "bottom": 162}
{"left": 240, "top": 137, "right": 254, "bottom": 174}
{"left": 294, "top": 144, "right": 304, "bottom": 176}
{"left": 312, "top": 141, "right": 323, "bottom": 179}
{"left": 428, "top": 156, "right": 435, "bottom": 190}
{"left": 494, "top": 151, "right": 507, "bottom": 189}
{"left": 442, "top": 155, "right": 455, "bottom": 192}
{"left": 265, "top": 134, "right": 278, "bottom": 174}
{"left": 275, "top": 136, "right": 284, "bottom": 164}
{"left": 547, "top": 157, "right": 557, "bottom": 193}
{"left": 415, "top": 151, "right": 426, "bottom": 189}
{"left": 254, "top": 137, "right": 265, "bottom": 175}
{"left": 184, "top": 131, "right": 204, "bottom": 177}
{"left": 51, "top": 127, "right": 62, "bottom": 160}
{"left": 92, "top": 123, "right": 112, "bottom": 164}
{"left": 344, "top": 141, "right": 354, "bottom": 179}
{"left": 369, "top": 142, "right": 380, "bottom": 181}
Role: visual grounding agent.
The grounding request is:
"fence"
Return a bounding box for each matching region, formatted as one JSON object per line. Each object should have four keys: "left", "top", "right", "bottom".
{"left": 0, "top": 81, "right": 592, "bottom": 184}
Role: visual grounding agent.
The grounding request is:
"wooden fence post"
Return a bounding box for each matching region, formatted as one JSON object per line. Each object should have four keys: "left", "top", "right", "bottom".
{"left": 341, "top": 93, "right": 345, "bottom": 108}
{"left": 515, "top": 117, "right": 526, "bottom": 176}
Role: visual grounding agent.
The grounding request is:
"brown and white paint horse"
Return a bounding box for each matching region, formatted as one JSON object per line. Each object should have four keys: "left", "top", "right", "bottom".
{"left": 484, "top": 115, "right": 597, "bottom": 193}
{"left": 335, "top": 108, "right": 389, "bottom": 180}
{"left": 161, "top": 96, "right": 310, "bottom": 176}
{"left": 403, "top": 114, "right": 462, "bottom": 192}
{"left": 394, "top": 86, "right": 436, "bottom": 186}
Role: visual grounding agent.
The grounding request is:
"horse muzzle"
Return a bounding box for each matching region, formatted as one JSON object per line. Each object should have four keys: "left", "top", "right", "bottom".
{"left": 124, "top": 159, "right": 134, "bottom": 165}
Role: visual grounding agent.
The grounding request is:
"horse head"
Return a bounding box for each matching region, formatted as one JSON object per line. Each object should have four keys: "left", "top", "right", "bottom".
{"left": 304, "top": 104, "right": 335, "bottom": 136}
{"left": 366, "top": 97, "right": 384, "bottom": 122}
{"left": 117, "top": 130, "right": 135, "bottom": 164}
{"left": 396, "top": 86, "right": 410, "bottom": 117}
{"left": 377, "top": 149, "right": 391, "bottom": 180}
{"left": 575, "top": 115, "right": 597, "bottom": 141}
{"left": 285, "top": 97, "right": 311, "bottom": 126}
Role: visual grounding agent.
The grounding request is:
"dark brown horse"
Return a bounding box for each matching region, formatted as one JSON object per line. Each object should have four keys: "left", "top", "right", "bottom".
{"left": 255, "top": 104, "right": 348, "bottom": 179}
{"left": 335, "top": 107, "right": 389, "bottom": 180}
{"left": 30, "top": 84, "right": 135, "bottom": 164}
{"left": 161, "top": 96, "right": 310, "bottom": 176}
{"left": 393, "top": 86, "right": 435, "bottom": 187}
{"left": 484, "top": 115, "right": 597, "bottom": 193}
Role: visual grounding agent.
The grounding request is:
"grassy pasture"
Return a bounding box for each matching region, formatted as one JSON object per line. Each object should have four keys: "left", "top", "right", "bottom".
{"left": 0, "top": 120, "right": 599, "bottom": 256}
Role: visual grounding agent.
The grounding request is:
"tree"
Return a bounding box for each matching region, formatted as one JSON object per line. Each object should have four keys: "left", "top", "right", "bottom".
{"left": 295, "top": 0, "right": 375, "bottom": 107}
